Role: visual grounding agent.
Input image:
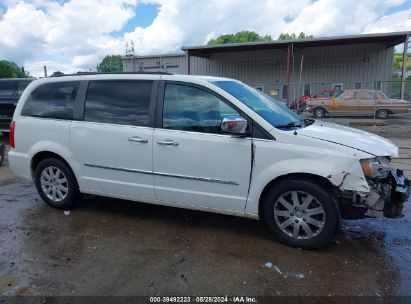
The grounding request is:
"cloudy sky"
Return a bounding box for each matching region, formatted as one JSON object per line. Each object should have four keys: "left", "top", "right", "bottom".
{"left": 0, "top": 0, "right": 410, "bottom": 76}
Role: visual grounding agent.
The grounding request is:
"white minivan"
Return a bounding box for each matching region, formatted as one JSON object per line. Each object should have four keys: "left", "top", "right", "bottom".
{"left": 8, "top": 73, "right": 410, "bottom": 249}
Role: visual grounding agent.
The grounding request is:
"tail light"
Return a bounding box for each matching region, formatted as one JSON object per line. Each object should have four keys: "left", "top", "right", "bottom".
{"left": 9, "top": 121, "right": 15, "bottom": 148}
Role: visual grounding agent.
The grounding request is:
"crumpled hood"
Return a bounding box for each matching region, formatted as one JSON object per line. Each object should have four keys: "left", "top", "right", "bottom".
{"left": 297, "top": 120, "right": 398, "bottom": 157}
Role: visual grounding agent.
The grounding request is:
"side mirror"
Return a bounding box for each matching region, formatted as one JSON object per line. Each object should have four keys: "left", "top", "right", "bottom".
{"left": 221, "top": 116, "right": 248, "bottom": 136}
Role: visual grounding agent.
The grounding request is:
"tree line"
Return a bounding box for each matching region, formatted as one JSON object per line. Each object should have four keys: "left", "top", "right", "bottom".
{"left": 0, "top": 60, "right": 29, "bottom": 78}
{"left": 207, "top": 31, "right": 313, "bottom": 45}
{"left": 393, "top": 52, "right": 410, "bottom": 70}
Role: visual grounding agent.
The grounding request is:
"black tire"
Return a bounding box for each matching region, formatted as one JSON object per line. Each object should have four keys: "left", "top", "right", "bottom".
{"left": 376, "top": 109, "right": 389, "bottom": 119}
{"left": 262, "top": 179, "right": 340, "bottom": 249}
{"left": 34, "top": 158, "right": 80, "bottom": 209}
{"left": 296, "top": 103, "right": 307, "bottom": 114}
{"left": 0, "top": 143, "right": 4, "bottom": 166}
{"left": 313, "top": 107, "right": 326, "bottom": 118}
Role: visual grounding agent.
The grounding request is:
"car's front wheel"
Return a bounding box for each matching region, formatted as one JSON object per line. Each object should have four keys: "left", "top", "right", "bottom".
{"left": 34, "top": 158, "right": 80, "bottom": 209}
{"left": 262, "top": 178, "right": 339, "bottom": 249}
{"left": 313, "top": 107, "right": 326, "bottom": 118}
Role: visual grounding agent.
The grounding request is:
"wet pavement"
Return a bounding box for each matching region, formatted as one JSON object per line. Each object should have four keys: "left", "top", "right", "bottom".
{"left": 1, "top": 181, "right": 410, "bottom": 297}
{"left": 0, "top": 124, "right": 411, "bottom": 297}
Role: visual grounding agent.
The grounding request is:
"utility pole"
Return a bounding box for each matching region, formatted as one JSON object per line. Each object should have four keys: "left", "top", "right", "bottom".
{"left": 131, "top": 41, "right": 135, "bottom": 56}
{"left": 401, "top": 34, "right": 409, "bottom": 100}
{"left": 43, "top": 65, "right": 48, "bottom": 78}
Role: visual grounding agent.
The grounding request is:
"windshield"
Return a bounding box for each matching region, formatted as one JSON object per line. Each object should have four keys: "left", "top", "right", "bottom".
{"left": 212, "top": 80, "right": 302, "bottom": 128}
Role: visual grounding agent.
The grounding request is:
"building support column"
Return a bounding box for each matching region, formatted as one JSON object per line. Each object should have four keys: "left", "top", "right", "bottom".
{"left": 186, "top": 51, "right": 191, "bottom": 75}
{"left": 401, "top": 34, "right": 409, "bottom": 100}
{"left": 286, "top": 44, "right": 291, "bottom": 105}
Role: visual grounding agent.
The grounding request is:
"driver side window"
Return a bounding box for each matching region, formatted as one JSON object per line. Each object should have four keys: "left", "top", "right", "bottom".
{"left": 162, "top": 83, "right": 240, "bottom": 134}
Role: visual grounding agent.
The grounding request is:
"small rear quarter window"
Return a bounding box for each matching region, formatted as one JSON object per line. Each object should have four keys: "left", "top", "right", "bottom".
{"left": 21, "top": 81, "right": 79, "bottom": 120}
{"left": 17, "top": 80, "right": 32, "bottom": 97}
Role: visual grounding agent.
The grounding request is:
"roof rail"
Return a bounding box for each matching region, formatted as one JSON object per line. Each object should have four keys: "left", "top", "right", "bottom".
{"left": 51, "top": 72, "right": 173, "bottom": 77}
{"left": 0, "top": 77, "right": 36, "bottom": 80}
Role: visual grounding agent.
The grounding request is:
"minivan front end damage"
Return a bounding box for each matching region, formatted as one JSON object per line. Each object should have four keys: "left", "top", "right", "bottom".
{"left": 333, "top": 157, "right": 410, "bottom": 219}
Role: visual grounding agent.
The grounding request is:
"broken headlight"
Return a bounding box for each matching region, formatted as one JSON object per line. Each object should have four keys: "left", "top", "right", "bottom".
{"left": 360, "top": 157, "right": 390, "bottom": 178}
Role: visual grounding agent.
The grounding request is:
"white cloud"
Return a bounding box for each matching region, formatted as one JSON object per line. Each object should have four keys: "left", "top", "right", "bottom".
{"left": 364, "top": 7, "right": 411, "bottom": 33}
{"left": 0, "top": 0, "right": 139, "bottom": 75}
{"left": 283, "top": 0, "right": 409, "bottom": 36}
{"left": 0, "top": 0, "right": 410, "bottom": 77}
{"left": 123, "top": 0, "right": 312, "bottom": 54}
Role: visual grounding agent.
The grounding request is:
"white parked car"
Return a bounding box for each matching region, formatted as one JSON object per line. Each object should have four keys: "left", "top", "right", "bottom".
{"left": 8, "top": 73, "right": 410, "bottom": 249}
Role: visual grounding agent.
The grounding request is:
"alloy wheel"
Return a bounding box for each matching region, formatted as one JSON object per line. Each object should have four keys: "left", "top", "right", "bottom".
{"left": 40, "top": 166, "right": 69, "bottom": 202}
{"left": 274, "top": 191, "right": 326, "bottom": 240}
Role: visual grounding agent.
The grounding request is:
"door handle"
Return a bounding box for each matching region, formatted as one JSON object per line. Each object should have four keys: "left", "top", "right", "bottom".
{"left": 128, "top": 136, "right": 148, "bottom": 143}
{"left": 157, "top": 140, "right": 179, "bottom": 146}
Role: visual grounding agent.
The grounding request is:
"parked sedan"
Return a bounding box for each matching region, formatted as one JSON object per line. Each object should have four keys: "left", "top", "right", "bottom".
{"left": 307, "top": 89, "right": 411, "bottom": 119}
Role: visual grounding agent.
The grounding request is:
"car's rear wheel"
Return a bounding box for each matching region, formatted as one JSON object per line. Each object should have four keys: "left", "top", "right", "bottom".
{"left": 262, "top": 179, "right": 339, "bottom": 249}
{"left": 313, "top": 107, "right": 326, "bottom": 118}
{"left": 376, "top": 109, "right": 389, "bottom": 119}
{"left": 34, "top": 158, "right": 80, "bottom": 209}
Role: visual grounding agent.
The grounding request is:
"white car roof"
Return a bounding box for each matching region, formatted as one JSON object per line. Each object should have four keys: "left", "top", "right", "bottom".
{"left": 30, "top": 73, "right": 234, "bottom": 85}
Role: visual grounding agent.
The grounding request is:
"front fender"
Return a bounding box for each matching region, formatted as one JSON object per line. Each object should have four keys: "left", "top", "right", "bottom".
{"left": 245, "top": 141, "right": 370, "bottom": 216}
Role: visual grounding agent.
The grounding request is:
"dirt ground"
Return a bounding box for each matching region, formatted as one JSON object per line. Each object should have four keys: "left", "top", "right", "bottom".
{"left": 0, "top": 116, "right": 411, "bottom": 300}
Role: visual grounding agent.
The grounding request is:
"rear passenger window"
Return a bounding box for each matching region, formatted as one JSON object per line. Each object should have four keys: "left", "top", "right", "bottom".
{"left": 84, "top": 81, "right": 152, "bottom": 126}
{"left": 0, "top": 81, "right": 17, "bottom": 97}
{"left": 357, "top": 91, "right": 376, "bottom": 99}
{"left": 21, "top": 81, "right": 79, "bottom": 120}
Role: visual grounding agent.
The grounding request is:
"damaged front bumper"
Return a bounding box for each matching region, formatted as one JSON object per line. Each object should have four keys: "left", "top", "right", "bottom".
{"left": 349, "top": 169, "right": 410, "bottom": 219}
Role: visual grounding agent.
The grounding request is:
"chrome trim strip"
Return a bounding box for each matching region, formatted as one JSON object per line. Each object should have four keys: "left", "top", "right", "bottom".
{"left": 154, "top": 171, "right": 238, "bottom": 185}
{"left": 84, "top": 164, "right": 152, "bottom": 175}
{"left": 155, "top": 127, "right": 253, "bottom": 140}
{"left": 84, "top": 164, "right": 238, "bottom": 185}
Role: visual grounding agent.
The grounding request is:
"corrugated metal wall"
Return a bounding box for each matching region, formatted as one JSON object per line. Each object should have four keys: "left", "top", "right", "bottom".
{"left": 190, "top": 43, "right": 393, "bottom": 83}
{"left": 123, "top": 54, "right": 187, "bottom": 74}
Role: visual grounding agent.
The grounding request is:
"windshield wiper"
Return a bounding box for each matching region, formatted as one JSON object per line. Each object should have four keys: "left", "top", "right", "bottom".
{"left": 275, "top": 121, "right": 302, "bottom": 129}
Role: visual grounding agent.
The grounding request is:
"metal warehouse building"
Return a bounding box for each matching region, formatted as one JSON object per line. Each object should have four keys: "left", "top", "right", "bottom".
{"left": 123, "top": 53, "right": 187, "bottom": 74}
{"left": 123, "top": 31, "right": 410, "bottom": 104}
